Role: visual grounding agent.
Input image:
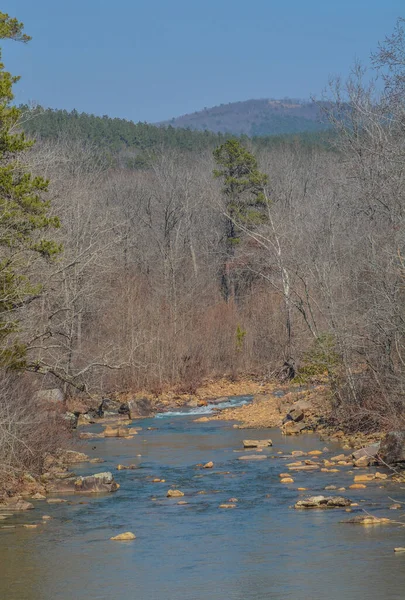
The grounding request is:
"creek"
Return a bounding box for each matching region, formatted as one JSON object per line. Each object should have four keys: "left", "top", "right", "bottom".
{"left": 1, "top": 396, "right": 405, "bottom": 600}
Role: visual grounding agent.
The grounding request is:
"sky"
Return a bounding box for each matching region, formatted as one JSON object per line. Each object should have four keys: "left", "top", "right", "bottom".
{"left": 3, "top": 0, "right": 404, "bottom": 123}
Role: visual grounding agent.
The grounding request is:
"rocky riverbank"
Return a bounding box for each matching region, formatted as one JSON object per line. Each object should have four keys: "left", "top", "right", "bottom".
{"left": 2, "top": 376, "right": 404, "bottom": 510}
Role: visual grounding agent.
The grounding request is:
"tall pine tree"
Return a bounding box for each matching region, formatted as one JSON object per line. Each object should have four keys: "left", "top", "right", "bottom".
{"left": 0, "top": 12, "right": 61, "bottom": 367}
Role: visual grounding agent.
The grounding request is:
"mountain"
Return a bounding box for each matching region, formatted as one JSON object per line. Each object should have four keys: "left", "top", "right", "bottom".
{"left": 160, "top": 98, "right": 329, "bottom": 136}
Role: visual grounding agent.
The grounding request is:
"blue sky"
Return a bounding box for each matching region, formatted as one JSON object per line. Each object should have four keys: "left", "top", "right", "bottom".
{"left": 3, "top": 0, "right": 404, "bottom": 122}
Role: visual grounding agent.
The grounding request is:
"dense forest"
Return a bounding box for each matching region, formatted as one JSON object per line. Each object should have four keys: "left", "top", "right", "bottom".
{"left": 19, "top": 104, "right": 335, "bottom": 167}
{"left": 1, "top": 12, "right": 405, "bottom": 482}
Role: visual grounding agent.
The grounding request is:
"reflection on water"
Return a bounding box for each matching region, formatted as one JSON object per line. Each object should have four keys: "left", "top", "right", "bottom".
{"left": 1, "top": 410, "right": 405, "bottom": 600}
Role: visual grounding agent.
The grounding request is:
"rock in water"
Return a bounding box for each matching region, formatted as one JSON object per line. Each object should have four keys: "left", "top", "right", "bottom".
{"left": 103, "top": 426, "right": 132, "bottom": 438}
{"left": 353, "top": 474, "right": 375, "bottom": 483}
{"left": 110, "top": 532, "right": 136, "bottom": 541}
{"left": 167, "top": 489, "right": 184, "bottom": 498}
{"left": 238, "top": 455, "right": 267, "bottom": 460}
{"left": 203, "top": 461, "right": 214, "bottom": 468}
{"left": 74, "top": 472, "right": 119, "bottom": 493}
{"left": 352, "top": 442, "right": 381, "bottom": 461}
{"left": 128, "top": 398, "right": 155, "bottom": 419}
{"left": 295, "top": 495, "right": 351, "bottom": 509}
{"left": 243, "top": 439, "right": 273, "bottom": 448}
{"left": 342, "top": 516, "right": 391, "bottom": 525}
{"left": 60, "top": 450, "right": 90, "bottom": 464}
{"left": 0, "top": 498, "right": 34, "bottom": 511}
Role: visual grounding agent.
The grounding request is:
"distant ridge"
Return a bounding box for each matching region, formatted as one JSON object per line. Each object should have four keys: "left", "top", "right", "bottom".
{"left": 159, "top": 98, "right": 329, "bottom": 136}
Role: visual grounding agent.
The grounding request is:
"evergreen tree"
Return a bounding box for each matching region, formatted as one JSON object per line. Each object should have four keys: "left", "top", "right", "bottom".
{"left": 213, "top": 139, "right": 268, "bottom": 301}
{"left": 0, "top": 12, "right": 61, "bottom": 367}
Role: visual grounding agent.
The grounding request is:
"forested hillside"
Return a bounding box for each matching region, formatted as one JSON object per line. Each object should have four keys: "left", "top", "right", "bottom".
{"left": 161, "top": 98, "right": 330, "bottom": 136}
{"left": 19, "top": 105, "right": 334, "bottom": 167}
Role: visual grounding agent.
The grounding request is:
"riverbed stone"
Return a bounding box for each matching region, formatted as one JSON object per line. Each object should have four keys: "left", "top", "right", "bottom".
{"left": 103, "top": 425, "right": 133, "bottom": 438}
{"left": 282, "top": 422, "right": 307, "bottom": 435}
{"left": 110, "top": 532, "right": 136, "bottom": 541}
{"left": 331, "top": 454, "right": 346, "bottom": 462}
{"left": 167, "top": 489, "right": 184, "bottom": 498}
{"left": 238, "top": 455, "right": 267, "bottom": 460}
{"left": 75, "top": 472, "right": 119, "bottom": 493}
{"left": 354, "top": 474, "right": 375, "bottom": 483}
{"left": 342, "top": 516, "right": 391, "bottom": 525}
{"left": 243, "top": 439, "right": 273, "bottom": 448}
{"left": 352, "top": 443, "right": 380, "bottom": 462}
{"left": 295, "top": 495, "right": 351, "bottom": 509}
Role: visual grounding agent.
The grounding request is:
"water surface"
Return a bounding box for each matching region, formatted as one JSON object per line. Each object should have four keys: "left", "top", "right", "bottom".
{"left": 1, "top": 401, "right": 405, "bottom": 600}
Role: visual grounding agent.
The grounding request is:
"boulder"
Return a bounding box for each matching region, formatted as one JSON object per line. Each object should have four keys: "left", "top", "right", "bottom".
{"left": 379, "top": 432, "right": 405, "bottom": 466}
{"left": 35, "top": 388, "right": 64, "bottom": 404}
{"left": 243, "top": 439, "right": 273, "bottom": 448}
{"left": 167, "top": 489, "right": 184, "bottom": 498}
{"left": 74, "top": 472, "right": 119, "bottom": 493}
{"left": 354, "top": 474, "right": 375, "bottom": 483}
{"left": 63, "top": 412, "right": 78, "bottom": 427}
{"left": 46, "top": 472, "right": 119, "bottom": 494}
{"left": 77, "top": 414, "right": 95, "bottom": 427}
{"left": 79, "top": 432, "right": 104, "bottom": 440}
{"left": 352, "top": 442, "right": 380, "bottom": 461}
{"left": 0, "top": 498, "right": 34, "bottom": 511}
{"left": 128, "top": 398, "right": 155, "bottom": 419}
{"left": 331, "top": 454, "right": 346, "bottom": 462}
{"left": 110, "top": 531, "right": 136, "bottom": 541}
{"left": 283, "top": 407, "right": 304, "bottom": 424}
{"left": 295, "top": 495, "right": 351, "bottom": 509}
{"left": 103, "top": 426, "right": 132, "bottom": 438}
{"left": 60, "top": 450, "right": 90, "bottom": 464}
{"left": 354, "top": 455, "right": 371, "bottom": 468}
{"left": 282, "top": 422, "right": 307, "bottom": 435}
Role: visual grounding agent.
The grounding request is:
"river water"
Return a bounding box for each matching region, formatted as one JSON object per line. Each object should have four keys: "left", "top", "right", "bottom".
{"left": 1, "top": 397, "right": 405, "bottom": 600}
